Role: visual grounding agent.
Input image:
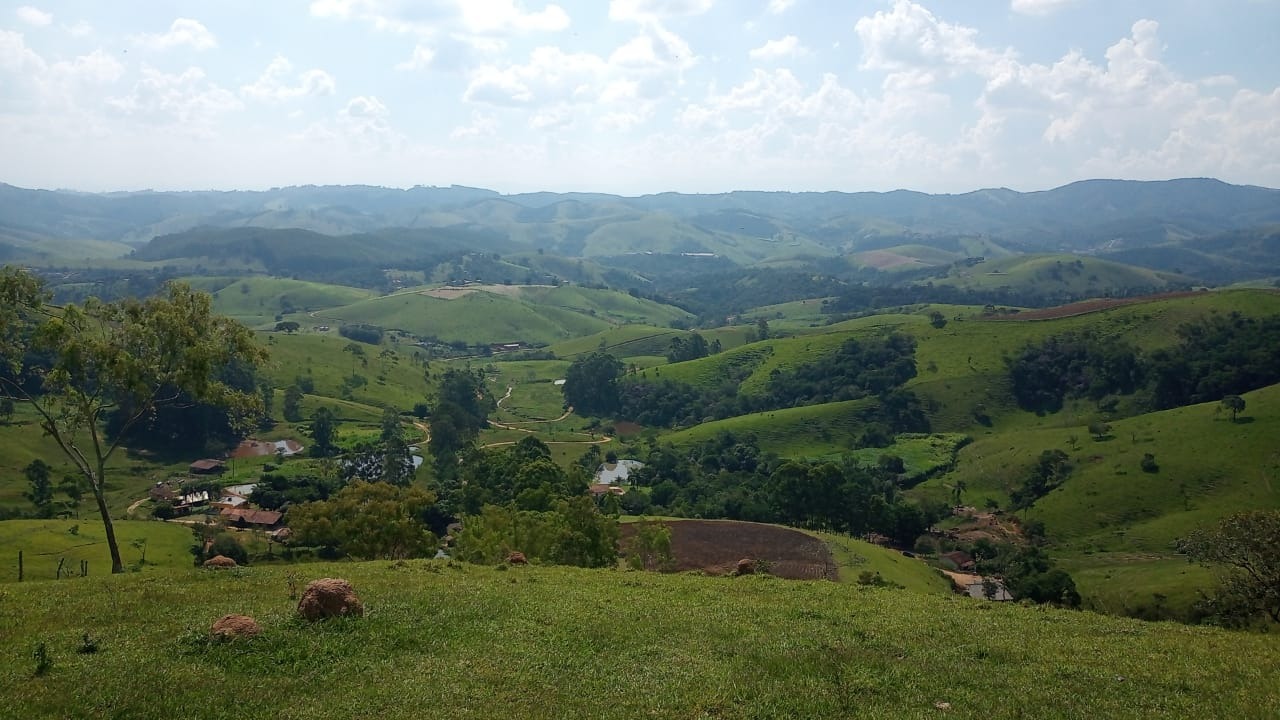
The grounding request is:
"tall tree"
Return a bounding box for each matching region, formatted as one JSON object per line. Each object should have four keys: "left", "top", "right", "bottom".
{"left": 1220, "top": 394, "right": 1246, "bottom": 423}
{"left": 562, "top": 352, "right": 623, "bottom": 416}
{"left": 23, "top": 459, "right": 54, "bottom": 518}
{"left": 1180, "top": 510, "right": 1280, "bottom": 625}
{"left": 282, "top": 384, "right": 303, "bottom": 422}
{"left": 0, "top": 267, "right": 265, "bottom": 573}
{"left": 311, "top": 406, "right": 338, "bottom": 457}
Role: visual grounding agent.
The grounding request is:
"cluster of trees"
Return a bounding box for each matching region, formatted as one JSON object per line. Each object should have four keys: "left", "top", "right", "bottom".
{"left": 1007, "top": 333, "right": 1145, "bottom": 413}
{"left": 1009, "top": 450, "right": 1072, "bottom": 510}
{"left": 427, "top": 368, "right": 493, "bottom": 474}
{"left": 289, "top": 482, "right": 439, "bottom": 560}
{"left": 665, "top": 332, "right": 719, "bottom": 363}
{"left": 338, "top": 323, "right": 384, "bottom": 345}
{"left": 1008, "top": 314, "right": 1280, "bottom": 415}
{"left": 566, "top": 335, "right": 926, "bottom": 444}
{"left": 973, "top": 543, "right": 1081, "bottom": 607}
{"left": 452, "top": 497, "right": 618, "bottom": 568}
{"left": 0, "top": 267, "right": 266, "bottom": 573}
{"left": 427, "top": 436, "right": 618, "bottom": 568}
{"left": 607, "top": 433, "right": 945, "bottom": 546}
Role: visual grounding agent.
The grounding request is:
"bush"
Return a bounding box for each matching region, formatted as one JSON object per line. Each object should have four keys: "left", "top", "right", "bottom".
{"left": 1140, "top": 453, "right": 1159, "bottom": 473}
{"left": 152, "top": 502, "right": 176, "bottom": 520}
{"left": 206, "top": 534, "right": 249, "bottom": 566}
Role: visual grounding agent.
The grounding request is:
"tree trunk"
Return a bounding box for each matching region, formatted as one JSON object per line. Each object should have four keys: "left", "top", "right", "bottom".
{"left": 92, "top": 479, "right": 125, "bottom": 574}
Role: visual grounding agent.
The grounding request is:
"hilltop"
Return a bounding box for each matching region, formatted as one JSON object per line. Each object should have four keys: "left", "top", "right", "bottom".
{"left": 2, "top": 560, "right": 1277, "bottom": 719}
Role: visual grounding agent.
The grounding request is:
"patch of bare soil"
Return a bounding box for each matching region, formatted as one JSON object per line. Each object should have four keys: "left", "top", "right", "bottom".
{"left": 620, "top": 519, "right": 837, "bottom": 581}
{"left": 987, "top": 291, "right": 1202, "bottom": 321}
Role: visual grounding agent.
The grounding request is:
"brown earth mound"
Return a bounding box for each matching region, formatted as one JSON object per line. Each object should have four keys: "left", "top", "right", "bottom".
{"left": 620, "top": 520, "right": 837, "bottom": 580}
{"left": 507, "top": 551, "right": 527, "bottom": 565}
{"left": 203, "top": 555, "right": 237, "bottom": 568}
{"left": 210, "top": 614, "right": 261, "bottom": 640}
{"left": 297, "top": 578, "right": 364, "bottom": 621}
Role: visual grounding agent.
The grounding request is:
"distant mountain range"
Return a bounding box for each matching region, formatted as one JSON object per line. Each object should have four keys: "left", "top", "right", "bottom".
{"left": 2, "top": 178, "right": 1278, "bottom": 283}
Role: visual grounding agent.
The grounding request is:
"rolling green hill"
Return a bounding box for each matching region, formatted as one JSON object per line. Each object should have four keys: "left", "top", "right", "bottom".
{"left": 662, "top": 399, "right": 880, "bottom": 457}
{"left": 1, "top": 560, "right": 1275, "bottom": 719}
{"left": 184, "top": 276, "right": 378, "bottom": 328}
{"left": 928, "top": 254, "right": 1189, "bottom": 297}
{"left": 319, "top": 285, "right": 690, "bottom": 345}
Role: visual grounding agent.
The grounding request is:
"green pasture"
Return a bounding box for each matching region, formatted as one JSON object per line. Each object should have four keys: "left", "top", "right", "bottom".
{"left": 0, "top": 561, "right": 1276, "bottom": 718}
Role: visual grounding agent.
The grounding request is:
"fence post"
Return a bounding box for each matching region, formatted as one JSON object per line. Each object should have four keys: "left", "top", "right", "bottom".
{"left": 17, "top": 551, "right": 22, "bottom": 582}
{"left": 56, "top": 557, "right": 65, "bottom": 579}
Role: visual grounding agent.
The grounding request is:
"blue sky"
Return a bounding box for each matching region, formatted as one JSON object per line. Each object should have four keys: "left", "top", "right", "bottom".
{"left": 1, "top": 0, "right": 1277, "bottom": 193}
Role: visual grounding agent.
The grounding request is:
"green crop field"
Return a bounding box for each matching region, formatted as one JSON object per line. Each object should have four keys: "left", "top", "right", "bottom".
{"left": 0, "top": 519, "right": 195, "bottom": 582}
{"left": 0, "top": 561, "right": 1276, "bottom": 719}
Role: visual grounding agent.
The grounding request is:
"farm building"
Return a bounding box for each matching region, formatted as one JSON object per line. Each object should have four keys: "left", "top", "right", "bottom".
{"left": 220, "top": 507, "right": 283, "bottom": 529}
{"left": 189, "top": 459, "right": 226, "bottom": 475}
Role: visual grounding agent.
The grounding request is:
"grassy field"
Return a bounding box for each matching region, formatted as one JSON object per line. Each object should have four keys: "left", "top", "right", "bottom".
{"left": 547, "top": 324, "right": 683, "bottom": 359}
{"left": 0, "top": 561, "right": 1276, "bottom": 719}
{"left": 182, "top": 276, "right": 378, "bottom": 329}
{"left": 847, "top": 433, "right": 971, "bottom": 482}
{"left": 813, "top": 531, "right": 953, "bottom": 593}
{"left": 662, "top": 399, "right": 879, "bottom": 457}
{"left": 0, "top": 519, "right": 194, "bottom": 582}
{"left": 315, "top": 284, "right": 690, "bottom": 346}
{"left": 258, "top": 332, "right": 434, "bottom": 411}
{"left": 928, "top": 254, "right": 1187, "bottom": 295}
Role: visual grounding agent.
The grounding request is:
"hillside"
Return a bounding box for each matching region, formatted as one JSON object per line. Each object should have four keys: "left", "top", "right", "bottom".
{"left": 926, "top": 254, "right": 1189, "bottom": 298}
{"left": 6, "top": 179, "right": 1280, "bottom": 285}
{"left": 2, "top": 561, "right": 1276, "bottom": 719}
{"left": 318, "top": 285, "right": 691, "bottom": 345}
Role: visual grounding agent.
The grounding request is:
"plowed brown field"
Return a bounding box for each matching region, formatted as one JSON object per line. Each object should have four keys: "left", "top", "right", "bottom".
{"left": 620, "top": 519, "right": 837, "bottom": 580}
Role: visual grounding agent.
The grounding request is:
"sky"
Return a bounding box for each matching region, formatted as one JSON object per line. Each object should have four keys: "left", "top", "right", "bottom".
{"left": 1, "top": 0, "right": 1278, "bottom": 195}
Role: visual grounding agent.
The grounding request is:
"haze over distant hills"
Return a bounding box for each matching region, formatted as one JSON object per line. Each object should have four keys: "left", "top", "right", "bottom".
{"left": 2, "top": 177, "right": 1278, "bottom": 285}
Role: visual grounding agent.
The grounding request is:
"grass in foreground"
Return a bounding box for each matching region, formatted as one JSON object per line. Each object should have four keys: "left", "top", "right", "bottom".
{"left": 0, "top": 561, "right": 1276, "bottom": 719}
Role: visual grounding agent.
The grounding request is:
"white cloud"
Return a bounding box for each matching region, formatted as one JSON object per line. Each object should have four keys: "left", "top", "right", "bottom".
{"left": 64, "top": 20, "right": 92, "bottom": 37}
{"left": 609, "top": 0, "right": 714, "bottom": 22}
{"left": 133, "top": 18, "right": 218, "bottom": 52}
{"left": 451, "top": 111, "right": 499, "bottom": 139}
{"left": 240, "top": 56, "right": 336, "bottom": 101}
{"left": 459, "top": 0, "right": 569, "bottom": 33}
{"left": 464, "top": 46, "right": 606, "bottom": 106}
{"left": 395, "top": 44, "right": 437, "bottom": 71}
{"left": 767, "top": 0, "right": 795, "bottom": 14}
{"left": 855, "top": 0, "right": 1004, "bottom": 74}
{"left": 749, "top": 35, "right": 807, "bottom": 62}
{"left": 1010, "top": 0, "right": 1077, "bottom": 16}
{"left": 15, "top": 6, "right": 52, "bottom": 27}
{"left": 108, "top": 66, "right": 241, "bottom": 128}
{"left": 309, "top": 0, "right": 566, "bottom": 36}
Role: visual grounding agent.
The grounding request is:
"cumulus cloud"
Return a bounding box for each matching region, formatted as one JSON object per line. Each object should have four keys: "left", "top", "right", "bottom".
{"left": 133, "top": 18, "right": 218, "bottom": 51}
{"left": 451, "top": 111, "right": 499, "bottom": 139}
{"left": 749, "top": 35, "right": 806, "bottom": 62}
{"left": 855, "top": 0, "right": 1004, "bottom": 74}
{"left": 767, "top": 0, "right": 796, "bottom": 14}
{"left": 108, "top": 66, "right": 241, "bottom": 128}
{"left": 240, "top": 56, "right": 336, "bottom": 101}
{"left": 310, "top": 0, "right": 567, "bottom": 36}
{"left": 395, "top": 44, "right": 437, "bottom": 71}
{"left": 15, "top": 6, "right": 52, "bottom": 27}
{"left": 1010, "top": 0, "right": 1077, "bottom": 16}
{"left": 609, "top": 0, "right": 714, "bottom": 22}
